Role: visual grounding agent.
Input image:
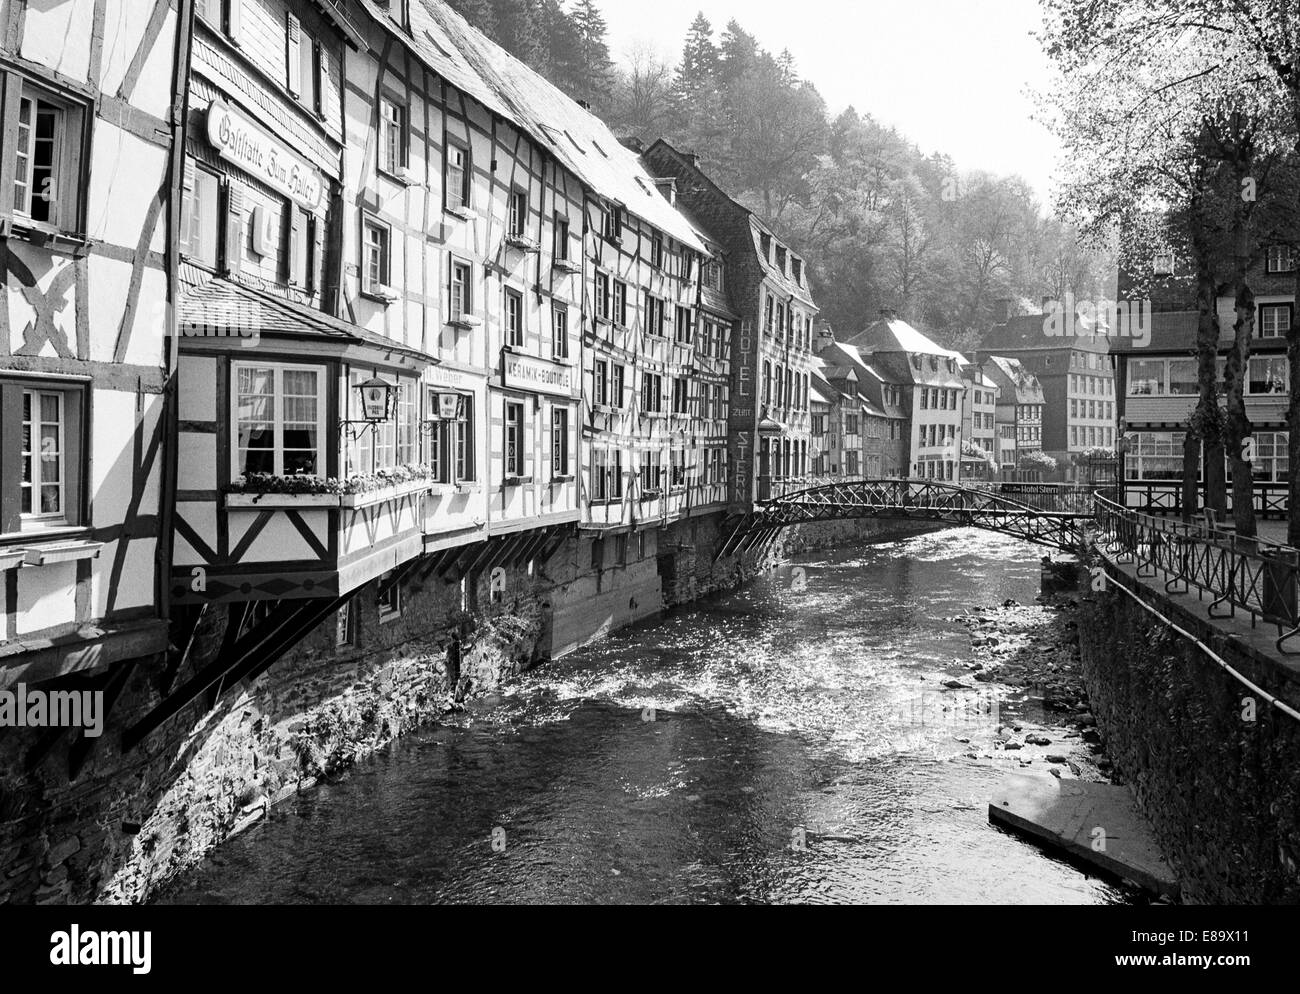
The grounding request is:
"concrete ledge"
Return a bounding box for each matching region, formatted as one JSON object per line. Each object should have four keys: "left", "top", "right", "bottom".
{"left": 990, "top": 773, "right": 1180, "bottom": 900}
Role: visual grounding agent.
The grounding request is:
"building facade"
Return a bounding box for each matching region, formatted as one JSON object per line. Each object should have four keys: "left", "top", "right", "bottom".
{"left": 845, "top": 311, "right": 965, "bottom": 481}
{"left": 643, "top": 139, "right": 817, "bottom": 508}
{"left": 1, "top": 0, "right": 183, "bottom": 685}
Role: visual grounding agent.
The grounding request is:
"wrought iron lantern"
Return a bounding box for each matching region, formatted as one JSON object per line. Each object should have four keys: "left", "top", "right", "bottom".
{"left": 341, "top": 375, "right": 396, "bottom": 440}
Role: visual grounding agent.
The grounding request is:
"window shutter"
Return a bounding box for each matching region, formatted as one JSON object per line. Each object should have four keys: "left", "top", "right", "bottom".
{"left": 286, "top": 15, "right": 302, "bottom": 96}
{"left": 0, "top": 72, "right": 22, "bottom": 232}
{"left": 314, "top": 43, "right": 328, "bottom": 118}
{"left": 226, "top": 0, "right": 242, "bottom": 44}
{"left": 224, "top": 182, "right": 244, "bottom": 275}
{"left": 287, "top": 208, "right": 302, "bottom": 285}
{"left": 180, "top": 157, "right": 196, "bottom": 254}
{"left": 309, "top": 215, "right": 324, "bottom": 294}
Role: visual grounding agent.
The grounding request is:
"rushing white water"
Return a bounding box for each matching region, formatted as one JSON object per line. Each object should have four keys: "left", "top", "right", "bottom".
{"left": 158, "top": 527, "right": 1136, "bottom": 905}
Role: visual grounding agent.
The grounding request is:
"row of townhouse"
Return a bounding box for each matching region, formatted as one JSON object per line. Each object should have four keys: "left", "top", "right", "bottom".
{"left": 0, "top": 0, "right": 819, "bottom": 717}
{"left": 1111, "top": 243, "right": 1293, "bottom": 518}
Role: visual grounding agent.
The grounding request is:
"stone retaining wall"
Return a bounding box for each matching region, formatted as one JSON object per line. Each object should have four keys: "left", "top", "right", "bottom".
{"left": 1076, "top": 558, "right": 1300, "bottom": 903}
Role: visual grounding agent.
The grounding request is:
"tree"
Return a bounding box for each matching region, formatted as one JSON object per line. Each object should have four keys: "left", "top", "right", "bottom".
{"left": 570, "top": 0, "right": 613, "bottom": 111}
{"left": 610, "top": 44, "right": 675, "bottom": 140}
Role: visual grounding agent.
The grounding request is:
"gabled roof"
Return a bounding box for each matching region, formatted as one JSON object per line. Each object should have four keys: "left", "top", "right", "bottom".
{"left": 359, "top": 0, "right": 703, "bottom": 252}
{"left": 984, "top": 314, "right": 1113, "bottom": 354}
{"left": 986, "top": 355, "right": 1046, "bottom": 404}
{"left": 846, "top": 315, "right": 963, "bottom": 360}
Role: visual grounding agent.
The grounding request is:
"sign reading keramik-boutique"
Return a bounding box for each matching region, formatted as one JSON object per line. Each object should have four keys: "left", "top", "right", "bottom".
{"left": 502, "top": 350, "right": 576, "bottom": 398}
{"left": 206, "top": 100, "right": 325, "bottom": 213}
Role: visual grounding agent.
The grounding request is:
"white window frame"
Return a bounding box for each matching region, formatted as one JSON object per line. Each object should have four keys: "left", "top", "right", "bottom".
{"left": 362, "top": 218, "right": 391, "bottom": 296}
{"left": 20, "top": 389, "right": 65, "bottom": 522}
{"left": 231, "top": 361, "right": 326, "bottom": 479}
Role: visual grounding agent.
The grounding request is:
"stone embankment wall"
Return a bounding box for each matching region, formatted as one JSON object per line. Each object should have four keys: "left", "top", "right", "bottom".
{"left": 1076, "top": 558, "right": 1300, "bottom": 903}
{"left": 0, "top": 512, "right": 941, "bottom": 905}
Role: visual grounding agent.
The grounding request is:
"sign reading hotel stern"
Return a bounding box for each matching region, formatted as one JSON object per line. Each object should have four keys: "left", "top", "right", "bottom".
{"left": 502, "top": 351, "right": 576, "bottom": 397}
{"left": 206, "top": 100, "right": 325, "bottom": 212}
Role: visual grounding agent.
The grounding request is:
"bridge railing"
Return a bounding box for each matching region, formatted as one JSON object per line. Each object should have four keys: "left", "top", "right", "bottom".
{"left": 1092, "top": 494, "right": 1300, "bottom": 653}
{"left": 972, "top": 481, "right": 1100, "bottom": 514}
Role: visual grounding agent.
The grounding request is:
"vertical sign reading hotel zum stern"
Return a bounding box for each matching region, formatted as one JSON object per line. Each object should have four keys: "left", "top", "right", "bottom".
{"left": 729, "top": 318, "right": 757, "bottom": 507}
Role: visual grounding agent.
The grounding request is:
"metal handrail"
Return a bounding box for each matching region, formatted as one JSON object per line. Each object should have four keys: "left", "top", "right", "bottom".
{"left": 1092, "top": 493, "right": 1300, "bottom": 653}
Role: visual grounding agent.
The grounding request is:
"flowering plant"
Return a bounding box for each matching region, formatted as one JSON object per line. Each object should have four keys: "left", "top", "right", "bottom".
{"left": 226, "top": 464, "right": 440, "bottom": 497}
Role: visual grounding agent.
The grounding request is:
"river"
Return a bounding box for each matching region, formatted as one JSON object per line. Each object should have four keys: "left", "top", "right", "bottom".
{"left": 157, "top": 527, "right": 1135, "bottom": 905}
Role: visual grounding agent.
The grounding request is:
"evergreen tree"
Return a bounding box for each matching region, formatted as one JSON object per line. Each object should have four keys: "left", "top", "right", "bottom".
{"left": 570, "top": 0, "right": 614, "bottom": 110}
{"left": 673, "top": 12, "right": 719, "bottom": 101}
{"left": 717, "top": 20, "right": 759, "bottom": 85}
{"left": 491, "top": 0, "right": 549, "bottom": 74}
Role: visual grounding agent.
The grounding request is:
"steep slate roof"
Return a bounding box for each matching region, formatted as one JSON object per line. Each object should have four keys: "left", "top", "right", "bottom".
{"left": 984, "top": 314, "right": 1114, "bottom": 354}
{"left": 846, "top": 315, "right": 964, "bottom": 361}
{"left": 1103, "top": 310, "right": 1244, "bottom": 354}
{"left": 987, "top": 355, "right": 1046, "bottom": 404}
{"left": 366, "top": 1, "right": 704, "bottom": 252}
{"left": 645, "top": 138, "right": 815, "bottom": 308}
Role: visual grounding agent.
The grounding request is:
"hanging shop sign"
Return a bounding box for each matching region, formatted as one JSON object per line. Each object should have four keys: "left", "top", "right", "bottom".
{"left": 502, "top": 351, "right": 576, "bottom": 398}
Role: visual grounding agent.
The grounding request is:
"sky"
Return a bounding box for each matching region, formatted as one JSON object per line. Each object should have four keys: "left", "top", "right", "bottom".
{"left": 601, "top": 0, "right": 1060, "bottom": 208}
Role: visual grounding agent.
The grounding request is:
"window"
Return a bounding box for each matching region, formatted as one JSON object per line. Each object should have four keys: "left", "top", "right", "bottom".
{"left": 1128, "top": 358, "right": 1165, "bottom": 396}
{"left": 1125, "top": 432, "right": 1186, "bottom": 481}
{"left": 603, "top": 205, "right": 623, "bottom": 242}
{"left": 6, "top": 75, "right": 88, "bottom": 234}
{"left": 446, "top": 142, "right": 470, "bottom": 211}
{"left": 509, "top": 189, "right": 528, "bottom": 237}
{"left": 449, "top": 260, "right": 472, "bottom": 322}
{"left": 1152, "top": 252, "right": 1175, "bottom": 276}
{"left": 335, "top": 602, "right": 355, "bottom": 648}
{"left": 642, "top": 372, "right": 663, "bottom": 414}
{"left": 553, "top": 214, "right": 570, "bottom": 261}
{"left": 596, "top": 272, "right": 611, "bottom": 321}
{"left": 646, "top": 295, "right": 665, "bottom": 336}
{"left": 1261, "top": 303, "right": 1292, "bottom": 338}
{"left": 593, "top": 361, "right": 608, "bottom": 406}
{"left": 377, "top": 570, "right": 402, "bottom": 623}
{"left": 703, "top": 259, "right": 723, "bottom": 292}
{"left": 505, "top": 288, "right": 524, "bottom": 347}
{"left": 552, "top": 304, "right": 569, "bottom": 359}
{"left": 1251, "top": 431, "right": 1289, "bottom": 482}
{"left": 672, "top": 378, "right": 689, "bottom": 415}
{"left": 1248, "top": 356, "right": 1289, "bottom": 395}
{"left": 181, "top": 161, "right": 221, "bottom": 268}
{"left": 287, "top": 206, "right": 315, "bottom": 289}
{"left": 504, "top": 402, "right": 524, "bottom": 478}
{"left": 670, "top": 449, "right": 687, "bottom": 488}
{"left": 640, "top": 450, "right": 663, "bottom": 495}
{"left": 426, "top": 390, "right": 474, "bottom": 483}
{"left": 347, "top": 372, "right": 418, "bottom": 475}
{"left": 651, "top": 234, "right": 664, "bottom": 268}
{"left": 611, "top": 366, "right": 624, "bottom": 408}
{"left": 233, "top": 363, "right": 323, "bottom": 477}
{"left": 1167, "top": 359, "right": 1197, "bottom": 396}
{"left": 675, "top": 306, "right": 693, "bottom": 344}
{"left": 551, "top": 407, "right": 569, "bottom": 476}
{"left": 18, "top": 390, "right": 64, "bottom": 522}
{"left": 362, "top": 218, "right": 391, "bottom": 295}
{"left": 613, "top": 281, "right": 627, "bottom": 326}
{"left": 379, "top": 100, "right": 407, "bottom": 175}
{"left": 1266, "top": 245, "right": 1295, "bottom": 274}
{"left": 591, "top": 449, "right": 622, "bottom": 501}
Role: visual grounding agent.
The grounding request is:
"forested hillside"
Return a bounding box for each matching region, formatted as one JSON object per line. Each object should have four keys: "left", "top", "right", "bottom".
{"left": 443, "top": 0, "right": 1112, "bottom": 350}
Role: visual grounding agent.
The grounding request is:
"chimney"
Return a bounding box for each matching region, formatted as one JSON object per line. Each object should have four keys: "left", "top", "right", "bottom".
{"left": 1041, "top": 296, "right": 1053, "bottom": 313}
{"left": 993, "top": 298, "right": 1011, "bottom": 324}
{"left": 654, "top": 177, "right": 678, "bottom": 206}
{"left": 620, "top": 135, "right": 645, "bottom": 153}
{"left": 577, "top": 99, "right": 591, "bottom": 111}
{"left": 879, "top": 307, "right": 896, "bottom": 322}
{"left": 684, "top": 151, "right": 701, "bottom": 169}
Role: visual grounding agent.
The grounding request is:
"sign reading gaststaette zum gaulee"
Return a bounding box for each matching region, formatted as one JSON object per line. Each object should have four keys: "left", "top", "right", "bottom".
{"left": 206, "top": 100, "right": 325, "bottom": 214}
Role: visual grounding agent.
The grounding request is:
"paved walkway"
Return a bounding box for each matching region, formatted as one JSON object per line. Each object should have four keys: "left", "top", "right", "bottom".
{"left": 990, "top": 774, "right": 1180, "bottom": 899}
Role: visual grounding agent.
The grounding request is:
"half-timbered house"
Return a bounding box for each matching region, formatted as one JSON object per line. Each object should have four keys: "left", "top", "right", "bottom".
{"left": 0, "top": 0, "right": 183, "bottom": 688}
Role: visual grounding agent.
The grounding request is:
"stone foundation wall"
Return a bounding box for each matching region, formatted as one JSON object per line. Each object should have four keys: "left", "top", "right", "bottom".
{"left": 1076, "top": 560, "right": 1300, "bottom": 904}
{"left": 0, "top": 512, "right": 947, "bottom": 905}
